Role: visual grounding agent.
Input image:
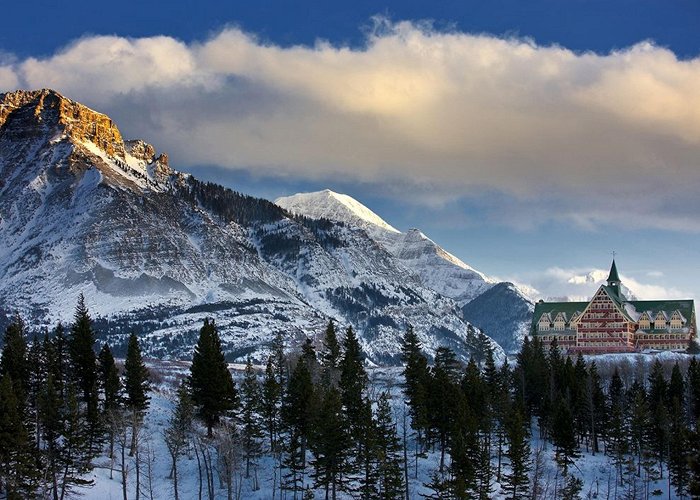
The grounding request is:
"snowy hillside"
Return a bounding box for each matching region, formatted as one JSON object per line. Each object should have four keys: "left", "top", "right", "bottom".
{"left": 0, "top": 89, "right": 502, "bottom": 362}
{"left": 276, "top": 190, "right": 535, "bottom": 350}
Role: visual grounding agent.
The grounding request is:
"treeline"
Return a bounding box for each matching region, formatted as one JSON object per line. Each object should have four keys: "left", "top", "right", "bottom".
{"left": 172, "top": 318, "right": 407, "bottom": 500}
{"left": 5, "top": 295, "right": 700, "bottom": 500}
{"left": 403, "top": 333, "right": 700, "bottom": 499}
{"left": 0, "top": 295, "right": 150, "bottom": 499}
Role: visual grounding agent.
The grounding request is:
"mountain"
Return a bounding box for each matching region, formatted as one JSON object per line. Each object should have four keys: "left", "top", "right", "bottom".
{"left": 0, "top": 89, "right": 502, "bottom": 362}
{"left": 276, "top": 190, "right": 535, "bottom": 352}
{"left": 276, "top": 190, "right": 495, "bottom": 305}
{"left": 460, "top": 282, "right": 534, "bottom": 353}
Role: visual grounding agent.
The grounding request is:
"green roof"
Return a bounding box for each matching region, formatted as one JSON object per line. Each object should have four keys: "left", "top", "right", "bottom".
{"left": 607, "top": 259, "right": 620, "bottom": 283}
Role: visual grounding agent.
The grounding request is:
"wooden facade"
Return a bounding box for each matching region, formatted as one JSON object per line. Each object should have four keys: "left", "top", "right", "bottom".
{"left": 530, "top": 261, "right": 696, "bottom": 354}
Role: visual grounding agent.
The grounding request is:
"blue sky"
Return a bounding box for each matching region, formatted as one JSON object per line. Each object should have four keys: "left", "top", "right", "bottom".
{"left": 2, "top": 0, "right": 699, "bottom": 301}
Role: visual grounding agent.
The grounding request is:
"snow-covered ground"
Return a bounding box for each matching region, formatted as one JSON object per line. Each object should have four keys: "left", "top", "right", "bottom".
{"left": 81, "top": 361, "right": 681, "bottom": 499}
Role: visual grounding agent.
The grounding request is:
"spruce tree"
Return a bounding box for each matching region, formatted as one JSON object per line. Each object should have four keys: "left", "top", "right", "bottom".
{"left": 320, "top": 320, "right": 341, "bottom": 387}
{"left": 165, "top": 381, "right": 194, "bottom": 500}
{"left": 124, "top": 333, "right": 150, "bottom": 413}
{"left": 0, "top": 373, "right": 35, "bottom": 499}
{"left": 69, "top": 294, "right": 98, "bottom": 405}
{"left": 0, "top": 315, "right": 29, "bottom": 407}
{"left": 339, "top": 326, "right": 368, "bottom": 432}
{"left": 310, "top": 387, "right": 350, "bottom": 500}
{"left": 262, "top": 355, "right": 282, "bottom": 453}
{"left": 401, "top": 326, "right": 430, "bottom": 446}
{"left": 241, "top": 357, "right": 264, "bottom": 480}
{"left": 374, "top": 392, "right": 404, "bottom": 499}
{"left": 607, "top": 368, "right": 628, "bottom": 485}
{"left": 189, "top": 318, "right": 238, "bottom": 437}
{"left": 551, "top": 398, "right": 578, "bottom": 474}
{"left": 501, "top": 407, "right": 531, "bottom": 500}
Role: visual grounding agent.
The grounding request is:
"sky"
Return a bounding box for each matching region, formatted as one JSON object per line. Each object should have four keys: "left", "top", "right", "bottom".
{"left": 1, "top": 0, "right": 700, "bottom": 301}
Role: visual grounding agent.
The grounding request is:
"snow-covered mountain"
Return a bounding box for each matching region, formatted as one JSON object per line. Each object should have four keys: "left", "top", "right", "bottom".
{"left": 276, "top": 190, "right": 496, "bottom": 305}
{"left": 0, "top": 89, "right": 504, "bottom": 362}
{"left": 276, "top": 190, "right": 534, "bottom": 352}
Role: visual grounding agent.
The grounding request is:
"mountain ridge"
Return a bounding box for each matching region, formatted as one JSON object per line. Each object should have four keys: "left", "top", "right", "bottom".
{"left": 0, "top": 89, "right": 506, "bottom": 362}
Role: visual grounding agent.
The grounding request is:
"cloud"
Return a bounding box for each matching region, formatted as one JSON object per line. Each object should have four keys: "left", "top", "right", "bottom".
{"left": 2, "top": 20, "right": 700, "bottom": 230}
{"left": 526, "top": 266, "right": 689, "bottom": 301}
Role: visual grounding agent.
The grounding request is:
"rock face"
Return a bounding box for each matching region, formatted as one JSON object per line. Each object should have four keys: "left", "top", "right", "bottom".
{"left": 0, "top": 89, "right": 503, "bottom": 362}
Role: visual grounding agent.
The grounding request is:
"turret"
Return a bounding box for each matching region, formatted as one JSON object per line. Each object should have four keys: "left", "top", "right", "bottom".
{"left": 607, "top": 259, "right": 621, "bottom": 298}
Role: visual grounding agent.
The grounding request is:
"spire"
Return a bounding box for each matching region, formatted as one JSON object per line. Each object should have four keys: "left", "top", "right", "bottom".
{"left": 607, "top": 259, "right": 620, "bottom": 284}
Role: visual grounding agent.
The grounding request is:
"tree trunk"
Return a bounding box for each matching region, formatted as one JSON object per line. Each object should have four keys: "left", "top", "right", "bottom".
{"left": 172, "top": 454, "right": 179, "bottom": 500}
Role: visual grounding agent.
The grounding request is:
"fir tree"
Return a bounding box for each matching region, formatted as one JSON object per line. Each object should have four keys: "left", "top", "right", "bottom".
{"left": 310, "top": 387, "right": 350, "bottom": 500}
{"left": 98, "top": 343, "right": 121, "bottom": 464}
{"left": 124, "top": 333, "right": 150, "bottom": 414}
{"left": 69, "top": 294, "right": 98, "bottom": 405}
{"left": 551, "top": 398, "right": 578, "bottom": 474}
{"left": 165, "top": 381, "right": 194, "bottom": 500}
{"left": 401, "top": 326, "right": 430, "bottom": 447}
{"left": 0, "top": 373, "right": 35, "bottom": 499}
{"left": 241, "top": 356, "right": 264, "bottom": 480}
{"left": 339, "top": 326, "right": 368, "bottom": 433}
{"left": 320, "top": 320, "right": 341, "bottom": 387}
{"left": 374, "top": 392, "right": 404, "bottom": 499}
{"left": 0, "top": 314, "right": 29, "bottom": 408}
{"left": 501, "top": 407, "right": 531, "bottom": 500}
{"left": 262, "top": 354, "right": 282, "bottom": 453}
{"left": 189, "top": 318, "right": 238, "bottom": 437}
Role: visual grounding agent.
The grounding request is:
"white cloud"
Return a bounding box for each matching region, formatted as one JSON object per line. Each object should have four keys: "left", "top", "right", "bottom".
{"left": 526, "top": 266, "right": 689, "bottom": 301}
{"left": 2, "top": 20, "right": 700, "bottom": 230}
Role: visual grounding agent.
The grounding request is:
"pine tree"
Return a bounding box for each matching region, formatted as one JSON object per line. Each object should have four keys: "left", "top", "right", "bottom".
{"left": 39, "top": 373, "right": 62, "bottom": 500}
{"left": 98, "top": 343, "right": 121, "bottom": 464}
{"left": 551, "top": 398, "right": 578, "bottom": 475}
{"left": 0, "top": 373, "right": 35, "bottom": 499}
{"left": 241, "top": 357, "right": 264, "bottom": 481}
{"left": 607, "top": 368, "right": 628, "bottom": 485}
{"left": 262, "top": 355, "right": 282, "bottom": 453}
{"left": 0, "top": 315, "right": 29, "bottom": 409}
{"left": 165, "top": 381, "right": 194, "bottom": 500}
{"left": 401, "top": 325, "right": 431, "bottom": 458}
{"left": 124, "top": 333, "right": 150, "bottom": 414}
{"left": 374, "top": 392, "right": 404, "bottom": 499}
{"left": 339, "top": 326, "right": 368, "bottom": 433}
{"left": 320, "top": 320, "right": 341, "bottom": 387}
{"left": 68, "top": 294, "right": 100, "bottom": 453}
{"left": 668, "top": 397, "right": 690, "bottom": 498}
{"left": 501, "top": 407, "right": 531, "bottom": 500}
{"left": 189, "top": 318, "right": 238, "bottom": 437}
{"left": 310, "top": 387, "right": 350, "bottom": 500}
{"left": 282, "top": 356, "right": 316, "bottom": 496}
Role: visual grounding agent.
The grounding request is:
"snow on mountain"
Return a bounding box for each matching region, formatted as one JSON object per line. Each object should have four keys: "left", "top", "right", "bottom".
{"left": 276, "top": 190, "right": 496, "bottom": 305}
{"left": 0, "top": 89, "right": 502, "bottom": 362}
{"left": 276, "top": 190, "right": 537, "bottom": 351}
{"left": 276, "top": 189, "right": 400, "bottom": 234}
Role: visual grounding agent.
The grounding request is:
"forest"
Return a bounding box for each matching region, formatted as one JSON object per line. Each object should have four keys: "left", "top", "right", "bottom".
{"left": 1, "top": 296, "right": 699, "bottom": 499}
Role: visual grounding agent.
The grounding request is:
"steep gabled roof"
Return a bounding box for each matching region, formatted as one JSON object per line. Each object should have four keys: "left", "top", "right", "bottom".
{"left": 607, "top": 259, "right": 620, "bottom": 283}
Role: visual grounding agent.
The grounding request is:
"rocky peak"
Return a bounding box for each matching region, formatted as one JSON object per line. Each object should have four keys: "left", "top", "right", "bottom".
{"left": 0, "top": 89, "right": 125, "bottom": 157}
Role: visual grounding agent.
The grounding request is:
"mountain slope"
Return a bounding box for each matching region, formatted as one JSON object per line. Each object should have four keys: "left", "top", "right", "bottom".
{"left": 0, "top": 89, "right": 500, "bottom": 362}
{"left": 276, "top": 190, "right": 495, "bottom": 304}
{"left": 276, "top": 190, "right": 536, "bottom": 351}
{"left": 461, "top": 282, "right": 534, "bottom": 353}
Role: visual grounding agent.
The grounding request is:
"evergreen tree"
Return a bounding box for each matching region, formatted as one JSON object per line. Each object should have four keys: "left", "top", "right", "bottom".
{"left": 0, "top": 374, "right": 35, "bottom": 499}
{"left": 320, "top": 320, "right": 341, "bottom": 387}
{"left": 69, "top": 294, "right": 98, "bottom": 405}
{"left": 282, "top": 356, "right": 316, "bottom": 495}
{"left": 551, "top": 398, "right": 578, "bottom": 474}
{"left": 98, "top": 343, "right": 121, "bottom": 463}
{"left": 165, "top": 381, "right": 194, "bottom": 500}
{"left": 607, "top": 368, "right": 628, "bottom": 485}
{"left": 124, "top": 333, "right": 150, "bottom": 414}
{"left": 0, "top": 315, "right": 29, "bottom": 408}
{"left": 241, "top": 356, "right": 264, "bottom": 480}
{"left": 401, "top": 326, "right": 430, "bottom": 446}
{"left": 311, "top": 387, "right": 350, "bottom": 500}
{"left": 501, "top": 407, "right": 531, "bottom": 500}
{"left": 339, "top": 326, "right": 368, "bottom": 433}
{"left": 189, "top": 318, "right": 238, "bottom": 437}
{"left": 374, "top": 392, "right": 404, "bottom": 499}
{"left": 262, "top": 354, "right": 282, "bottom": 453}
{"left": 39, "top": 373, "right": 62, "bottom": 500}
